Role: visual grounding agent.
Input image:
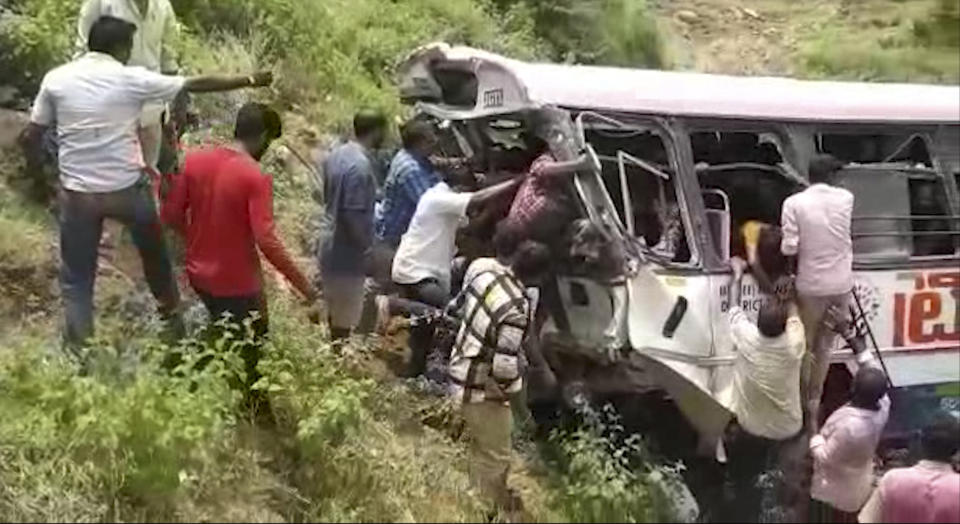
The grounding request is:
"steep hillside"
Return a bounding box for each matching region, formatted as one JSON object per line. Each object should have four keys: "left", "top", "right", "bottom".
{"left": 659, "top": 0, "right": 959, "bottom": 82}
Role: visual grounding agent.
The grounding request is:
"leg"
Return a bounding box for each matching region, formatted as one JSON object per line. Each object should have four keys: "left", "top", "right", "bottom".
{"left": 111, "top": 182, "right": 183, "bottom": 342}
{"left": 402, "top": 279, "right": 447, "bottom": 377}
{"left": 798, "top": 294, "right": 848, "bottom": 428}
{"left": 58, "top": 190, "right": 104, "bottom": 351}
{"left": 324, "top": 274, "right": 366, "bottom": 341}
{"left": 139, "top": 120, "right": 163, "bottom": 171}
{"left": 723, "top": 426, "right": 772, "bottom": 523}
{"left": 198, "top": 290, "right": 268, "bottom": 404}
{"left": 357, "top": 241, "right": 397, "bottom": 334}
{"left": 462, "top": 400, "right": 514, "bottom": 511}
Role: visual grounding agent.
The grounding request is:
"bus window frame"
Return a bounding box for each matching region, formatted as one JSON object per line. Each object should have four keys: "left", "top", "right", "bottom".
{"left": 678, "top": 118, "right": 806, "bottom": 271}
{"left": 812, "top": 124, "right": 960, "bottom": 265}
{"left": 571, "top": 110, "right": 710, "bottom": 271}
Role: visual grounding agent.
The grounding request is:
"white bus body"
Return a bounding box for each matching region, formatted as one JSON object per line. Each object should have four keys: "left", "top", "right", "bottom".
{"left": 399, "top": 43, "right": 960, "bottom": 442}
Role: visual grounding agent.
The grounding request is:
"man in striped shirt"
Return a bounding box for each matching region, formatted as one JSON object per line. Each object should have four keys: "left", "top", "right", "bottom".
{"left": 449, "top": 239, "right": 551, "bottom": 512}
{"left": 375, "top": 120, "right": 441, "bottom": 247}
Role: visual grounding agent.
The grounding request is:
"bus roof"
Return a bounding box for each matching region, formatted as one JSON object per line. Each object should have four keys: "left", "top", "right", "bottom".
{"left": 400, "top": 43, "right": 960, "bottom": 124}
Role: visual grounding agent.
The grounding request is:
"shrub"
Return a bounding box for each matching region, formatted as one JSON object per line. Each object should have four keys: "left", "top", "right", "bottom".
{"left": 545, "top": 404, "right": 686, "bottom": 523}
{"left": 488, "top": 0, "right": 666, "bottom": 67}
{"left": 0, "top": 332, "right": 254, "bottom": 521}
{"left": 0, "top": 0, "right": 75, "bottom": 100}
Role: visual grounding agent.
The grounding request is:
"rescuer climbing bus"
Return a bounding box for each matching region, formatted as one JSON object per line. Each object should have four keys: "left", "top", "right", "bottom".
{"left": 397, "top": 43, "right": 960, "bottom": 448}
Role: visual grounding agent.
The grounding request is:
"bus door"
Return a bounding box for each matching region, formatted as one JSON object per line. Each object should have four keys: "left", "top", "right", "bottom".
{"left": 575, "top": 112, "right": 731, "bottom": 443}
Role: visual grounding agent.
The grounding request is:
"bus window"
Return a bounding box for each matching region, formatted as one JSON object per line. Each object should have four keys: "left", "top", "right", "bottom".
{"left": 820, "top": 130, "right": 958, "bottom": 261}
{"left": 820, "top": 133, "right": 934, "bottom": 167}
{"left": 689, "top": 130, "right": 802, "bottom": 262}
{"left": 690, "top": 131, "right": 784, "bottom": 166}
{"left": 585, "top": 125, "right": 691, "bottom": 263}
{"left": 837, "top": 167, "right": 958, "bottom": 261}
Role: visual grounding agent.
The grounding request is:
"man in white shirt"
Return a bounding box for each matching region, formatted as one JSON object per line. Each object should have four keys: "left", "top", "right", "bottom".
{"left": 21, "top": 16, "right": 272, "bottom": 351}
{"left": 77, "top": 0, "right": 180, "bottom": 170}
{"left": 391, "top": 174, "right": 521, "bottom": 377}
{"left": 780, "top": 154, "right": 854, "bottom": 431}
{"left": 722, "top": 256, "right": 805, "bottom": 523}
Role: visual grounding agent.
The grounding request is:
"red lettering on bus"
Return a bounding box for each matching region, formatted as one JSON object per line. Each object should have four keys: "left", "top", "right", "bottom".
{"left": 909, "top": 292, "right": 942, "bottom": 344}
{"left": 894, "top": 293, "right": 906, "bottom": 347}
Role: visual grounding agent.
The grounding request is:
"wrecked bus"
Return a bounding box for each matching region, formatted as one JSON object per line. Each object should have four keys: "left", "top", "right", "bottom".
{"left": 397, "top": 43, "right": 960, "bottom": 449}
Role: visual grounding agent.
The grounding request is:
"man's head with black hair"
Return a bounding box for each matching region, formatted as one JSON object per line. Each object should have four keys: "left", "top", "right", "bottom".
{"left": 400, "top": 119, "right": 437, "bottom": 157}
{"left": 354, "top": 109, "right": 388, "bottom": 149}
{"left": 493, "top": 221, "right": 521, "bottom": 262}
{"left": 757, "top": 299, "right": 788, "bottom": 338}
{"left": 808, "top": 154, "right": 844, "bottom": 185}
{"left": 88, "top": 16, "right": 137, "bottom": 64}
{"left": 235, "top": 103, "right": 282, "bottom": 160}
{"left": 850, "top": 366, "right": 888, "bottom": 411}
{"left": 512, "top": 240, "right": 551, "bottom": 286}
{"left": 921, "top": 411, "right": 960, "bottom": 463}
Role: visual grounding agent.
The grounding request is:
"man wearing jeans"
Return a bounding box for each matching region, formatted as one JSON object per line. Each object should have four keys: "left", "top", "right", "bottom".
{"left": 22, "top": 16, "right": 273, "bottom": 350}
{"left": 390, "top": 175, "right": 521, "bottom": 377}
{"left": 780, "top": 154, "right": 854, "bottom": 431}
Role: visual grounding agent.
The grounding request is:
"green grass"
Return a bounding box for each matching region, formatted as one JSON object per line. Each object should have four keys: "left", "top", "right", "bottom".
{"left": 799, "top": 0, "right": 960, "bottom": 83}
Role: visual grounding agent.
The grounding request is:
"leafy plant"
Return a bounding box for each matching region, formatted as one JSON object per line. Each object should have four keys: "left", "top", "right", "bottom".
{"left": 545, "top": 404, "right": 686, "bottom": 523}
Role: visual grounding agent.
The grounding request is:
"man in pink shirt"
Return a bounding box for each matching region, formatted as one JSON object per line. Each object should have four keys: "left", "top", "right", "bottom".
{"left": 781, "top": 154, "right": 854, "bottom": 431}
{"left": 859, "top": 412, "right": 960, "bottom": 523}
{"left": 810, "top": 307, "right": 890, "bottom": 522}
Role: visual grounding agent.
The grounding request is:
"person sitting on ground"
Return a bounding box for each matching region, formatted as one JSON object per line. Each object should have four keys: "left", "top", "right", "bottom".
{"left": 859, "top": 411, "right": 960, "bottom": 523}
{"left": 781, "top": 153, "right": 854, "bottom": 431}
{"left": 809, "top": 306, "right": 890, "bottom": 522}
{"left": 721, "top": 256, "right": 805, "bottom": 523}
{"left": 161, "top": 103, "right": 320, "bottom": 416}
{"left": 389, "top": 170, "right": 522, "bottom": 377}
{"left": 375, "top": 119, "right": 442, "bottom": 248}
{"left": 21, "top": 15, "right": 275, "bottom": 352}
{"left": 449, "top": 240, "right": 551, "bottom": 516}
{"left": 319, "top": 110, "right": 388, "bottom": 341}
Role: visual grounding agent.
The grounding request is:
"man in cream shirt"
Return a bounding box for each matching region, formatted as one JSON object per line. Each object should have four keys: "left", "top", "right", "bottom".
{"left": 721, "top": 256, "right": 805, "bottom": 522}
{"left": 781, "top": 154, "right": 854, "bottom": 431}
{"left": 77, "top": 0, "right": 180, "bottom": 170}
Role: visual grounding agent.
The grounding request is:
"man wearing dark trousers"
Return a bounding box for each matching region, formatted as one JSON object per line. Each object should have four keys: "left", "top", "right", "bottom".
{"left": 21, "top": 16, "right": 275, "bottom": 353}
{"left": 162, "top": 103, "right": 320, "bottom": 414}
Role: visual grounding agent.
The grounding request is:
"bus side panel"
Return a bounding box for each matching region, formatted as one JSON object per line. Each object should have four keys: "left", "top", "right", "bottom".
{"left": 853, "top": 267, "right": 960, "bottom": 387}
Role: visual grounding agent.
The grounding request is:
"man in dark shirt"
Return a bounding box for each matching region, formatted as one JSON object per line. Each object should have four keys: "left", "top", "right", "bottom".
{"left": 162, "top": 103, "right": 319, "bottom": 411}
{"left": 320, "top": 110, "right": 387, "bottom": 340}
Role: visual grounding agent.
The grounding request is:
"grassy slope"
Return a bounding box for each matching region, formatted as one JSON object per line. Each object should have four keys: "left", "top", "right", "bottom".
{"left": 658, "top": 0, "right": 959, "bottom": 83}
{"left": 0, "top": 0, "right": 956, "bottom": 521}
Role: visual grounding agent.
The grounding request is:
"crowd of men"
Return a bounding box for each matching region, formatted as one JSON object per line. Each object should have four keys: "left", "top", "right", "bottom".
{"left": 16, "top": 1, "right": 960, "bottom": 522}
{"left": 720, "top": 155, "right": 959, "bottom": 523}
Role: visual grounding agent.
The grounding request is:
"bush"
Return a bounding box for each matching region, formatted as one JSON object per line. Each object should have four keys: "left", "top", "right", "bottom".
{"left": 488, "top": 0, "right": 666, "bottom": 67}
{"left": 800, "top": 0, "right": 960, "bottom": 83}
{"left": 0, "top": 332, "right": 251, "bottom": 521}
{"left": 0, "top": 0, "right": 75, "bottom": 99}
{"left": 545, "top": 405, "right": 687, "bottom": 523}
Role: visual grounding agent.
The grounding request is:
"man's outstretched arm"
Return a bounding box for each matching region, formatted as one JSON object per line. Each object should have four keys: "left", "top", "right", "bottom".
{"left": 182, "top": 71, "right": 273, "bottom": 93}
{"left": 465, "top": 176, "right": 521, "bottom": 215}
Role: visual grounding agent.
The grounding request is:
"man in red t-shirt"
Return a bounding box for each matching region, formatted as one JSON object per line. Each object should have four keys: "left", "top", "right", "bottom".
{"left": 162, "top": 103, "right": 318, "bottom": 408}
